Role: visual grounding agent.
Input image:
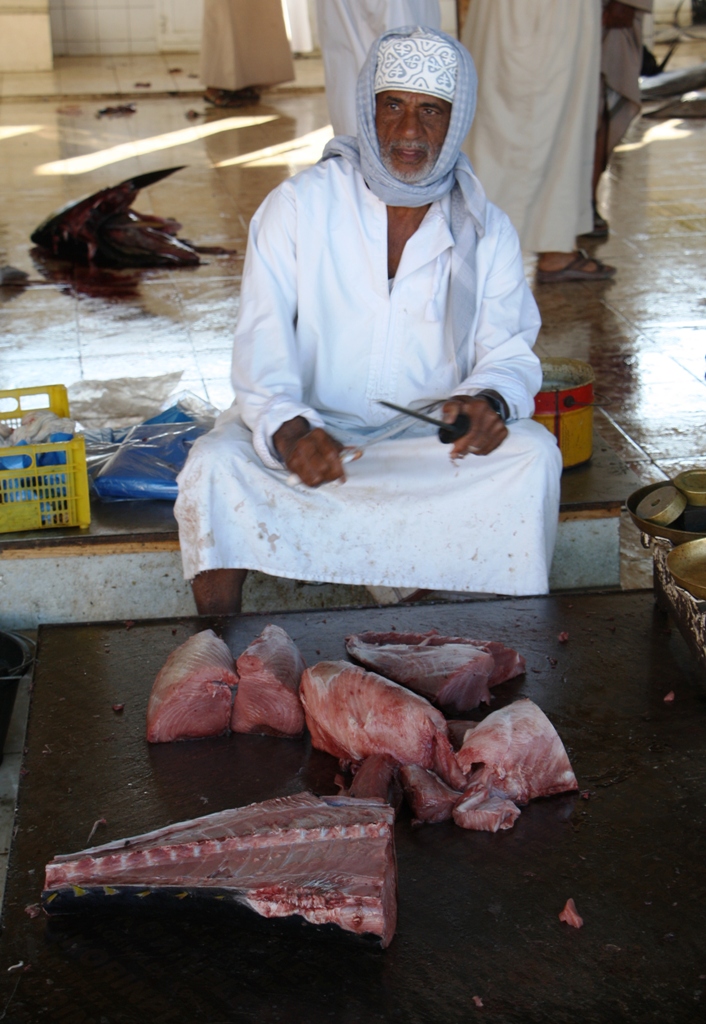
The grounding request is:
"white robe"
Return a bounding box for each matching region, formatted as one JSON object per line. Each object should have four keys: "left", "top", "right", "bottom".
{"left": 461, "top": 0, "right": 601, "bottom": 253}
{"left": 315, "top": 0, "right": 442, "bottom": 135}
{"left": 283, "top": 0, "right": 314, "bottom": 54}
{"left": 175, "top": 158, "right": 562, "bottom": 596}
{"left": 200, "top": 0, "right": 294, "bottom": 92}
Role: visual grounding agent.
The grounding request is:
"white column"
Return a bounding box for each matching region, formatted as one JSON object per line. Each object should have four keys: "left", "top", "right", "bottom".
{"left": 0, "top": 0, "right": 53, "bottom": 71}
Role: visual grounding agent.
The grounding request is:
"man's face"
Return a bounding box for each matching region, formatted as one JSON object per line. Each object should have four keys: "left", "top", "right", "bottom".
{"left": 375, "top": 90, "right": 452, "bottom": 183}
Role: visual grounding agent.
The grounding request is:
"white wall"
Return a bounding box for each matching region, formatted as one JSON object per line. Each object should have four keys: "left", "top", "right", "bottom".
{"left": 50, "top": 0, "right": 159, "bottom": 56}
{"left": 49, "top": 0, "right": 458, "bottom": 59}
{"left": 0, "top": 0, "right": 53, "bottom": 71}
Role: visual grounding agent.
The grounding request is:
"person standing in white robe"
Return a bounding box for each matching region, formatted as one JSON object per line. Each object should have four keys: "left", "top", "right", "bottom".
{"left": 461, "top": 0, "right": 615, "bottom": 283}
{"left": 283, "top": 0, "right": 314, "bottom": 54}
{"left": 316, "top": 1, "right": 441, "bottom": 135}
{"left": 591, "top": 0, "right": 653, "bottom": 236}
{"left": 175, "top": 26, "right": 562, "bottom": 616}
{"left": 201, "top": 0, "right": 294, "bottom": 107}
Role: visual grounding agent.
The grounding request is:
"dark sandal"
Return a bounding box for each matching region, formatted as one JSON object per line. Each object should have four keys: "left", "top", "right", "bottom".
{"left": 204, "top": 87, "right": 260, "bottom": 108}
{"left": 536, "top": 249, "right": 616, "bottom": 283}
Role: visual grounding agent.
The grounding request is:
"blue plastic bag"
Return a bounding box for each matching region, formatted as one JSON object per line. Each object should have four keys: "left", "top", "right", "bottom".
{"left": 91, "top": 420, "right": 207, "bottom": 501}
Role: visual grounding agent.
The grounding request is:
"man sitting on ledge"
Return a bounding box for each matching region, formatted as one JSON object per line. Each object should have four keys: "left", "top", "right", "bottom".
{"left": 175, "top": 26, "right": 562, "bottom": 616}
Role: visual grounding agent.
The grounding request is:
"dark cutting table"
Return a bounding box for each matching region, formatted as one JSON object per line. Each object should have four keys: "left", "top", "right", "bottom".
{"left": 1, "top": 593, "right": 705, "bottom": 1024}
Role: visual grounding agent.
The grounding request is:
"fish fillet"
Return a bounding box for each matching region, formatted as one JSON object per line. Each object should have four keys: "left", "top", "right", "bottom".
{"left": 231, "top": 624, "right": 306, "bottom": 737}
{"left": 348, "top": 754, "right": 402, "bottom": 809}
{"left": 453, "top": 793, "right": 521, "bottom": 832}
{"left": 399, "top": 765, "right": 462, "bottom": 824}
{"left": 455, "top": 698, "right": 578, "bottom": 804}
{"left": 146, "top": 629, "right": 238, "bottom": 743}
{"left": 345, "top": 631, "right": 525, "bottom": 712}
{"left": 43, "top": 792, "right": 397, "bottom": 947}
{"left": 300, "top": 661, "right": 467, "bottom": 790}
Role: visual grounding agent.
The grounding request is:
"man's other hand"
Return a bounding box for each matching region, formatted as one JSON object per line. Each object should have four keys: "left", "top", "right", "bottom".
{"left": 273, "top": 416, "right": 345, "bottom": 486}
{"left": 442, "top": 396, "right": 508, "bottom": 460}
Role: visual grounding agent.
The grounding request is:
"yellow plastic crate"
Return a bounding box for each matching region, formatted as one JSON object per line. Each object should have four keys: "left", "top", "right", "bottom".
{"left": 0, "top": 385, "right": 91, "bottom": 533}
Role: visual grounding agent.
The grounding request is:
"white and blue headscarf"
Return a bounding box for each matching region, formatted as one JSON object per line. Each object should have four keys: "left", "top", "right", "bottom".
{"left": 321, "top": 25, "right": 486, "bottom": 347}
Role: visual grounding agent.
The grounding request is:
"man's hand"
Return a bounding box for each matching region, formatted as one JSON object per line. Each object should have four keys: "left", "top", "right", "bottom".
{"left": 273, "top": 416, "right": 345, "bottom": 486}
{"left": 603, "top": 1, "right": 636, "bottom": 29}
{"left": 442, "top": 395, "right": 508, "bottom": 460}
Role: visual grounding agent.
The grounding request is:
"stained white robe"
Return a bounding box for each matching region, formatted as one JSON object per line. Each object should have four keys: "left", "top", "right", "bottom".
{"left": 175, "top": 158, "right": 562, "bottom": 596}
{"left": 315, "top": 0, "right": 442, "bottom": 135}
{"left": 461, "top": 0, "right": 601, "bottom": 253}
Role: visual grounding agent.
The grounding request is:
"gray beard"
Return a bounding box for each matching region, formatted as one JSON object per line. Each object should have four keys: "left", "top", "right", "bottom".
{"left": 380, "top": 142, "right": 439, "bottom": 183}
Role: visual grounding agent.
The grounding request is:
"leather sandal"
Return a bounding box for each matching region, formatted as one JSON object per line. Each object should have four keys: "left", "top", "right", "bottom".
{"left": 204, "top": 87, "right": 260, "bottom": 108}
{"left": 536, "top": 249, "right": 616, "bottom": 284}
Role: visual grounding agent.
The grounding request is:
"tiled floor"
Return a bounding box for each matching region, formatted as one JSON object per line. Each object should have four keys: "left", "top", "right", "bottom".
{"left": 0, "top": 52, "right": 325, "bottom": 100}
{"left": 2, "top": 42, "right": 706, "bottom": 888}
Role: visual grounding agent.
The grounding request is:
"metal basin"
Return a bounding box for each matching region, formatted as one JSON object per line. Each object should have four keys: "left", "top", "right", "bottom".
{"left": 667, "top": 537, "right": 706, "bottom": 600}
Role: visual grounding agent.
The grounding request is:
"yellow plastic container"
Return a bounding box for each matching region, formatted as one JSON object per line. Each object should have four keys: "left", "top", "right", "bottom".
{"left": 533, "top": 358, "right": 595, "bottom": 469}
{"left": 0, "top": 385, "right": 91, "bottom": 533}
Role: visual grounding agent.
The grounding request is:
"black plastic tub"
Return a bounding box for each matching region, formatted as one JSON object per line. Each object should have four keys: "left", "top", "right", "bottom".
{"left": 0, "top": 631, "right": 34, "bottom": 765}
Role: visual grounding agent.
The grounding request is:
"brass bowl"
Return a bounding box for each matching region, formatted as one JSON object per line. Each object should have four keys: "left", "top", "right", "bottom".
{"left": 627, "top": 482, "right": 706, "bottom": 545}
{"left": 674, "top": 468, "right": 706, "bottom": 507}
{"left": 667, "top": 537, "right": 706, "bottom": 599}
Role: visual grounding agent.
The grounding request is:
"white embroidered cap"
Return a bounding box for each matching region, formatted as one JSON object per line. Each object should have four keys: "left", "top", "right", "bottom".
{"left": 374, "top": 28, "right": 458, "bottom": 103}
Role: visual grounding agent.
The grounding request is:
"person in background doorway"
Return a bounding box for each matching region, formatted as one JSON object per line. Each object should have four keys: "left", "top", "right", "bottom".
{"left": 316, "top": 1, "right": 442, "bottom": 135}
{"left": 589, "top": 0, "right": 653, "bottom": 237}
{"left": 283, "top": 0, "right": 314, "bottom": 55}
{"left": 201, "top": 0, "right": 294, "bottom": 107}
{"left": 461, "top": 0, "right": 616, "bottom": 283}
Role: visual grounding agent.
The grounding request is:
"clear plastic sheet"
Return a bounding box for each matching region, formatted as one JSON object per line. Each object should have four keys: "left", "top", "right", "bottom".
{"left": 68, "top": 372, "right": 185, "bottom": 431}
{"left": 86, "top": 395, "right": 217, "bottom": 501}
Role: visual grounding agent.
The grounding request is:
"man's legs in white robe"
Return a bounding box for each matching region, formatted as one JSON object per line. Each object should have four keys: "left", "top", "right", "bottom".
{"left": 176, "top": 415, "right": 562, "bottom": 615}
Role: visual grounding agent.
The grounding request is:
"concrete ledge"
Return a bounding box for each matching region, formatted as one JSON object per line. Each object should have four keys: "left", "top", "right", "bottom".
{"left": 0, "top": 510, "right": 621, "bottom": 629}
{"left": 0, "top": 430, "right": 636, "bottom": 628}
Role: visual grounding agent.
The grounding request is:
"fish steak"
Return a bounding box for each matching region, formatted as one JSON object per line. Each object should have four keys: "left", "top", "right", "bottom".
{"left": 146, "top": 629, "right": 238, "bottom": 743}
{"left": 231, "top": 624, "right": 306, "bottom": 737}
{"left": 452, "top": 698, "right": 577, "bottom": 831}
{"left": 455, "top": 698, "right": 578, "bottom": 803}
{"left": 43, "top": 792, "right": 397, "bottom": 947}
{"left": 300, "top": 661, "right": 467, "bottom": 790}
{"left": 345, "top": 631, "right": 525, "bottom": 712}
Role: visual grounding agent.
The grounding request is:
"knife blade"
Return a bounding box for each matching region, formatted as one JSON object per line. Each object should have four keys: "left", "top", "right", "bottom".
{"left": 377, "top": 400, "right": 470, "bottom": 444}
